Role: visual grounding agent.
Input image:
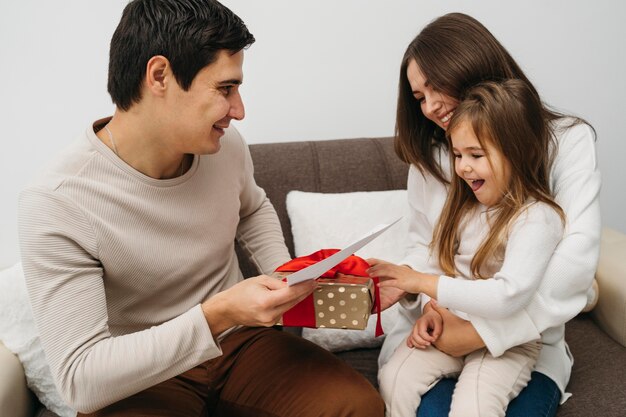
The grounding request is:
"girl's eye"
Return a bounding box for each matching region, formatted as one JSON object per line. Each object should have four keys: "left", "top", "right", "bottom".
{"left": 453, "top": 154, "right": 461, "bottom": 159}
{"left": 472, "top": 154, "right": 484, "bottom": 159}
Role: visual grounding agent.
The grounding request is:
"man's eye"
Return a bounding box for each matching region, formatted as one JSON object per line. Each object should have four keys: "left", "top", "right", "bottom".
{"left": 220, "top": 86, "right": 233, "bottom": 95}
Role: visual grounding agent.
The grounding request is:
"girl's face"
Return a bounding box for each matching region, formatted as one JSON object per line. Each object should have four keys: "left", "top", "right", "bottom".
{"left": 450, "top": 119, "right": 511, "bottom": 207}
{"left": 406, "top": 59, "right": 459, "bottom": 130}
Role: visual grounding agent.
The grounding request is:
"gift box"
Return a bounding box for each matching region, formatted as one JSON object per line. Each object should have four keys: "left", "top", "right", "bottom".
{"left": 275, "top": 249, "right": 383, "bottom": 335}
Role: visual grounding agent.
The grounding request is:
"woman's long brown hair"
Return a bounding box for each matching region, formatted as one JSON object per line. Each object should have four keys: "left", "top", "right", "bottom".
{"left": 432, "top": 80, "right": 565, "bottom": 278}
{"left": 394, "top": 12, "right": 583, "bottom": 184}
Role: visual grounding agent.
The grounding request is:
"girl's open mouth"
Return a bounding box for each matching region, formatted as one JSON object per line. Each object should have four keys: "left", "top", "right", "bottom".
{"left": 471, "top": 180, "right": 484, "bottom": 191}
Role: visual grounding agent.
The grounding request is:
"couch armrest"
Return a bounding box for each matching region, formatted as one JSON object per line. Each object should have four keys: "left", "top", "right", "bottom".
{"left": 592, "top": 227, "right": 626, "bottom": 347}
{"left": 0, "top": 341, "right": 36, "bottom": 417}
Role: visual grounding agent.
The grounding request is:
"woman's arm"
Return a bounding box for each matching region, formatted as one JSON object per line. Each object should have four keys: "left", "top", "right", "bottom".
{"left": 396, "top": 165, "right": 447, "bottom": 311}
{"left": 454, "top": 122, "right": 602, "bottom": 356}
{"left": 430, "top": 303, "right": 485, "bottom": 357}
{"left": 401, "top": 165, "right": 445, "bottom": 271}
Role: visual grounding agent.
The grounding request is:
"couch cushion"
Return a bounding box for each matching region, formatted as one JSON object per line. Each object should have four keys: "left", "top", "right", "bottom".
{"left": 558, "top": 314, "right": 626, "bottom": 416}
{"left": 592, "top": 227, "right": 626, "bottom": 347}
{"left": 286, "top": 189, "right": 408, "bottom": 352}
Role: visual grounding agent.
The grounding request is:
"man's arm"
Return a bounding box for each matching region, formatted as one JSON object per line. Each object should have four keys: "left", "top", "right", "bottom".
{"left": 18, "top": 187, "right": 313, "bottom": 413}
{"left": 18, "top": 188, "right": 222, "bottom": 412}
{"left": 233, "top": 128, "right": 291, "bottom": 275}
{"left": 202, "top": 276, "right": 316, "bottom": 337}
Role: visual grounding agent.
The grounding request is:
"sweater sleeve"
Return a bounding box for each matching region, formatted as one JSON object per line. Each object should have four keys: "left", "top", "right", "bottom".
{"left": 233, "top": 129, "right": 291, "bottom": 275}
{"left": 400, "top": 165, "right": 442, "bottom": 272}
{"left": 468, "top": 122, "right": 601, "bottom": 355}
{"left": 437, "top": 204, "right": 564, "bottom": 319}
{"left": 18, "top": 188, "right": 221, "bottom": 413}
{"left": 398, "top": 165, "right": 443, "bottom": 311}
{"left": 534, "top": 123, "right": 602, "bottom": 327}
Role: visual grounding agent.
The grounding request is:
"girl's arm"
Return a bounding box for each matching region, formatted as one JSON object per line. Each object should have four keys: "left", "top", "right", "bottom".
{"left": 375, "top": 204, "right": 564, "bottom": 315}
{"left": 436, "top": 204, "right": 564, "bottom": 318}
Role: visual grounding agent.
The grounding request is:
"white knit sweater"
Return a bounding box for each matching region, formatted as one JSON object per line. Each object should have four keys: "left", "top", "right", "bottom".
{"left": 379, "top": 119, "right": 601, "bottom": 402}
{"left": 428, "top": 202, "right": 564, "bottom": 324}
{"left": 18, "top": 120, "right": 290, "bottom": 412}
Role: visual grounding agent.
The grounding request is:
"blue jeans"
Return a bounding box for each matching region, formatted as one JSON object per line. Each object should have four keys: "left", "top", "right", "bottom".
{"left": 416, "top": 371, "right": 560, "bottom": 417}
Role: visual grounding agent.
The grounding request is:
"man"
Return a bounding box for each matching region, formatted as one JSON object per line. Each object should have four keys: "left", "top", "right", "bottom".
{"left": 18, "top": 1, "right": 384, "bottom": 415}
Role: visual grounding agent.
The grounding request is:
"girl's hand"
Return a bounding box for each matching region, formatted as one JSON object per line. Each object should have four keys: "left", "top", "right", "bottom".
{"left": 377, "top": 286, "right": 406, "bottom": 311}
{"left": 407, "top": 307, "right": 443, "bottom": 348}
{"left": 368, "top": 258, "right": 439, "bottom": 298}
{"left": 367, "top": 258, "right": 421, "bottom": 293}
{"left": 366, "top": 259, "right": 407, "bottom": 310}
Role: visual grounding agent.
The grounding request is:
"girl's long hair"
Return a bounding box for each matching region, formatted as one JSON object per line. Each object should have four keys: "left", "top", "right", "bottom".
{"left": 432, "top": 80, "right": 565, "bottom": 278}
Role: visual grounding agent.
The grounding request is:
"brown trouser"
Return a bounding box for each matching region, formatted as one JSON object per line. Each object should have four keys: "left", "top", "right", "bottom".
{"left": 79, "top": 327, "right": 384, "bottom": 417}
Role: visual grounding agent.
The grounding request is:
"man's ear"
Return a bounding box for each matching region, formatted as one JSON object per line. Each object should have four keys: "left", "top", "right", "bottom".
{"left": 145, "top": 55, "right": 171, "bottom": 97}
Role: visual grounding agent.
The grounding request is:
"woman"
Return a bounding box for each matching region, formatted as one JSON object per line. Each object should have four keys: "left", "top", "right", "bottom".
{"left": 375, "top": 12, "right": 601, "bottom": 417}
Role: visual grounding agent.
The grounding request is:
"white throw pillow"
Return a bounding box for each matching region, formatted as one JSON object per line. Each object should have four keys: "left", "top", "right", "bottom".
{"left": 286, "top": 190, "right": 409, "bottom": 352}
{"left": 0, "top": 263, "right": 76, "bottom": 417}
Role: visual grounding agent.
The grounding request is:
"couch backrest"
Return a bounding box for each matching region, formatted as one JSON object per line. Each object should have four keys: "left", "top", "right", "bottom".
{"left": 236, "top": 137, "right": 409, "bottom": 277}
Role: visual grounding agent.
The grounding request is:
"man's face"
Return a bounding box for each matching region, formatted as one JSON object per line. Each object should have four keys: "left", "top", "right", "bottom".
{"left": 164, "top": 49, "right": 245, "bottom": 155}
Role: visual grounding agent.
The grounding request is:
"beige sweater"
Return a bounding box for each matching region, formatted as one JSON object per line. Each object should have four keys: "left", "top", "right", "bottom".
{"left": 18, "top": 119, "right": 290, "bottom": 413}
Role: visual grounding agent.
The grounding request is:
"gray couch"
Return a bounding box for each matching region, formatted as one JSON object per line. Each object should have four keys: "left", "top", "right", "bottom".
{"left": 2, "top": 137, "right": 625, "bottom": 417}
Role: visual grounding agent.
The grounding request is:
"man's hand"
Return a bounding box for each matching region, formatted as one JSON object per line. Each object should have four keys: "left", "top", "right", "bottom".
{"left": 407, "top": 307, "right": 443, "bottom": 349}
{"left": 201, "top": 275, "right": 317, "bottom": 337}
{"left": 430, "top": 300, "right": 485, "bottom": 357}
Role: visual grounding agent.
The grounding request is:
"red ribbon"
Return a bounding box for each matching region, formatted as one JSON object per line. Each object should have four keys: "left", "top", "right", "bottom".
{"left": 276, "top": 249, "right": 384, "bottom": 336}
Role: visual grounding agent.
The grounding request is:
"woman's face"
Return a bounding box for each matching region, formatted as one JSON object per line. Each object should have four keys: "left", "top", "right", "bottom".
{"left": 406, "top": 59, "right": 459, "bottom": 131}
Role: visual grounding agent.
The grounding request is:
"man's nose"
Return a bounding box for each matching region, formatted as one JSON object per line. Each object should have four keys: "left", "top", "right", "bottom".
{"left": 229, "top": 93, "right": 245, "bottom": 121}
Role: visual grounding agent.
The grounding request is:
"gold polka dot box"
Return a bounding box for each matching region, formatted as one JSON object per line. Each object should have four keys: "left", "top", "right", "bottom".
{"left": 275, "top": 273, "right": 374, "bottom": 330}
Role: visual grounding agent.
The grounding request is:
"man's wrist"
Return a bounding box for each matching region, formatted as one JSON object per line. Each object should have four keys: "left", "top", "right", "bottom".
{"left": 201, "top": 292, "right": 234, "bottom": 338}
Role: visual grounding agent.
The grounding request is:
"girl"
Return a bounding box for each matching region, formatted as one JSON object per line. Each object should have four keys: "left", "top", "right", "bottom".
{"left": 374, "top": 80, "right": 565, "bottom": 417}
{"left": 370, "top": 12, "right": 600, "bottom": 417}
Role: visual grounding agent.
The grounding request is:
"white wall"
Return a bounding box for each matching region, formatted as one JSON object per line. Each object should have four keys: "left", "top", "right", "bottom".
{"left": 1, "top": 0, "right": 624, "bottom": 269}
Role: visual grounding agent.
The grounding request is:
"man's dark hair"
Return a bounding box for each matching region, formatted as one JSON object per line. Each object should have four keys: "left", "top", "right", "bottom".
{"left": 108, "top": 0, "right": 255, "bottom": 111}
